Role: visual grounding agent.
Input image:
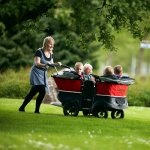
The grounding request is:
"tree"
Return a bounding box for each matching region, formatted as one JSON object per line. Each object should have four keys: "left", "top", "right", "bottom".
{"left": 0, "top": 0, "right": 150, "bottom": 71}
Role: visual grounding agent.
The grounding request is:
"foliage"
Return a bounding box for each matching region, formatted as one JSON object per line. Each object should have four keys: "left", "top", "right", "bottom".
{"left": 0, "top": 69, "right": 150, "bottom": 107}
{"left": 0, "top": 69, "right": 30, "bottom": 98}
{"left": 128, "top": 77, "right": 150, "bottom": 107}
{"left": 0, "top": 0, "right": 150, "bottom": 71}
{"left": 0, "top": 98, "right": 150, "bottom": 150}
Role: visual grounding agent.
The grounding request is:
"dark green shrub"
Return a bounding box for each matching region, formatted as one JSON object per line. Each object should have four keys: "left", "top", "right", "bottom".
{"left": 0, "top": 69, "right": 150, "bottom": 107}
{"left": 128, "top": 77, "right": 150, "bottom": 107}
{"left": 0, "top": 69, "right": 30, "bottom": 98}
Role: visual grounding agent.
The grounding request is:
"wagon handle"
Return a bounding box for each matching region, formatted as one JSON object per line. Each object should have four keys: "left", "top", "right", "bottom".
{"left": 47, "top": 63, "right": 59, "bottom": 67}
{"left": 48, "top": 63, "right": 72, "bottom": 75}
{"left": 47, "top": 63, "right": 70, "bottom": 69}
{"left": 47, "top": 63, "right": 59, "bottom": 75}
{"left": 61, "top": 64, "right": 71, "bottom": 69}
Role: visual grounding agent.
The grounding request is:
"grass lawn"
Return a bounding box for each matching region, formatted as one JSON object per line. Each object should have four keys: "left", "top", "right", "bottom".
{"left": 0, "top": 98, "right": 150, "bottom": 150}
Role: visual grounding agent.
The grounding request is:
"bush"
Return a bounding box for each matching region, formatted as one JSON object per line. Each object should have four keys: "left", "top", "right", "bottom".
{"left": 0, "top": 68, "right": 30, "bottom": 98}
{"left": 128, "top": 77, "right": 150, "bottom": 107}
{"left": 0, "top": 69, "right": 150, "bottom": 107}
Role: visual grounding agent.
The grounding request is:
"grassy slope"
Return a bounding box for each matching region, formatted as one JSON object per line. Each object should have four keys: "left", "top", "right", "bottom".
{"left": 0, "top": 98, "right": 150, "bottom": 150}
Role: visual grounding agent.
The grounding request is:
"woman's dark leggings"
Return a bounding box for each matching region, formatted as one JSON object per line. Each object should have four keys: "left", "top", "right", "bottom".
{"left": 20, "top": 85, "right": 46, "bottom": 112}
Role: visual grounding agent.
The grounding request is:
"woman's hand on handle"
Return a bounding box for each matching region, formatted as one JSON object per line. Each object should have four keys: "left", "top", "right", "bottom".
{"left": 56, "top": 62, "right": 62, "bottom": 66}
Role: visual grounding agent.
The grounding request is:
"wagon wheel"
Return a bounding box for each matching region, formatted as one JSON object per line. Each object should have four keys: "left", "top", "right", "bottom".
{"left": 82, "top": 110, "right": 90, "bottom": 116}
{"left": 94, "top": 109, "right": 108, "bottom": 118}
{"left": 111, "top": 110, "right": 124, "bottom": 119}
{"left": 63, "top": 103, "right": 79, "bottom": 116}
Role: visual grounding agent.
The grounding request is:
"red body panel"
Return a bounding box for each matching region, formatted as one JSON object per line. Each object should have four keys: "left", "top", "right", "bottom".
{"left": 96, "top": 82, "right": 128, "bottom": 97}
{"left": 54, "top": 77, "right": 128, "bottom": 96}
{"left": 53, "top": 77, "right": 82, "bottom": 92}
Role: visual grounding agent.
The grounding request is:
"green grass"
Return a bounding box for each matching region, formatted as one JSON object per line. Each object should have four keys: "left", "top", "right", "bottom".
{"left": 0, "top": 98, "right": 150, "bottom": 150}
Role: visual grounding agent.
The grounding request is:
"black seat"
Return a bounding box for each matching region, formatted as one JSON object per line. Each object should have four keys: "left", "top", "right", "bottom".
{"left": 81, "top": 80, "right": 95, "bottom": 109}
{"left": 82, "top": 80, "right": 95, "bottom": 100}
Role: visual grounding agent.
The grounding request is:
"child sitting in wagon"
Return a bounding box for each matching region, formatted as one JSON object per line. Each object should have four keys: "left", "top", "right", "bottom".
{"left": 83, "top": 63, "right": 95, "bottom": 83}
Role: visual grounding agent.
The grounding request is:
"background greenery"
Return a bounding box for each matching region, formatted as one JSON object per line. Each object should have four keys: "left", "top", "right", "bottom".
{"left": 0, "top": 68, "right": 150, "bottom": 107}
{"left": 0, "top": 0, "right": 150, "bottom": 106}
{"left": 0, "top": 1, "right": 150, "bottom": 150}
{"left": 0, "top": 0, "right": 150, "bottom": 72}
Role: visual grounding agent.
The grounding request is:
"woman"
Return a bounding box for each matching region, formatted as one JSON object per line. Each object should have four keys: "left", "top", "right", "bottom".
{"left": 19, "top": 36, "right": 61, "bottom": 113}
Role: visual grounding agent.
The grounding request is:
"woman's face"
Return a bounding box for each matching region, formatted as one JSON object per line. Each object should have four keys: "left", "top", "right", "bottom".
{"left": 46, "top": 41, "right": 54, "bottom": 52}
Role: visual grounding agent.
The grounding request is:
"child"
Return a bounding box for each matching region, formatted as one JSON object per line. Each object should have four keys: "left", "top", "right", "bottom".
{"left": 114, "top": 65, "right": 129, "bottom": 78}
{"left": 103, "top": 66, "right": 114, "bottom": 76}
{"left": 74, "top": 62, "right": 84, "bottom": 79}
{"left": 62, "top": 62, "right": 83, "bottom": 79}
{"left": 83, "top": 63, "right": 95, "bottom": 82}
{"left": 114, "top": 65, "right": 123, "bottom": 77}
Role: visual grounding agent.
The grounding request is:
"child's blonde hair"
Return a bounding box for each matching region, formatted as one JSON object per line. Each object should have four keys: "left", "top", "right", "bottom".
{"left": 75, "top": 62, "right": 83, "bottom": 69}
{"left": 84, "top": 63, "right": 93, "bottom": 73}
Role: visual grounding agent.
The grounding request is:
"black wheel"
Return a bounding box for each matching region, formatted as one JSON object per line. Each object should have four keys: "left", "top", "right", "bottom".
{"left": 111, "top": 110, "right": 124, "bottom": 119}
{"left": 93, "top": 109, "right": 108, "bottom": 118}
{"left": 82, "top": 110, "right": 90, "bottom": 116}
{"left": 63, "top": 103, "right": 79, "bottom": 116}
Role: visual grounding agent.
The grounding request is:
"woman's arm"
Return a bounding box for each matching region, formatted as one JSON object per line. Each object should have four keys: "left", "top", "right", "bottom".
{"left": 34, "top": 56, "right": 61, "bottom": 68}
{"left": 34, "top": 56, "right": 47, "bottom": 68}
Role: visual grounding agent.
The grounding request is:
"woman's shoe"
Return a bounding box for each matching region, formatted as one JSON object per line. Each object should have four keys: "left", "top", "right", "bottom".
{"left": 34, "top": 111, "right": 40, "bottom": 114}
{"left": 19, "top": 107, "right": 25, "bottom": 112}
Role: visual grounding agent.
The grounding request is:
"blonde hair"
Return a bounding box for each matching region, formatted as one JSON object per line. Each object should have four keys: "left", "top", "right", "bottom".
{"left": 75, "top": 62, "right": 83, "bottom": 69}
{"left": 84, "top": 63, "right": 93, "bottom": 73}
{"left": 42, "top": 36, "right": 55, "bottom": 51}
{"left": 103, "top": 66, "right": 113, "bottom": 76}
